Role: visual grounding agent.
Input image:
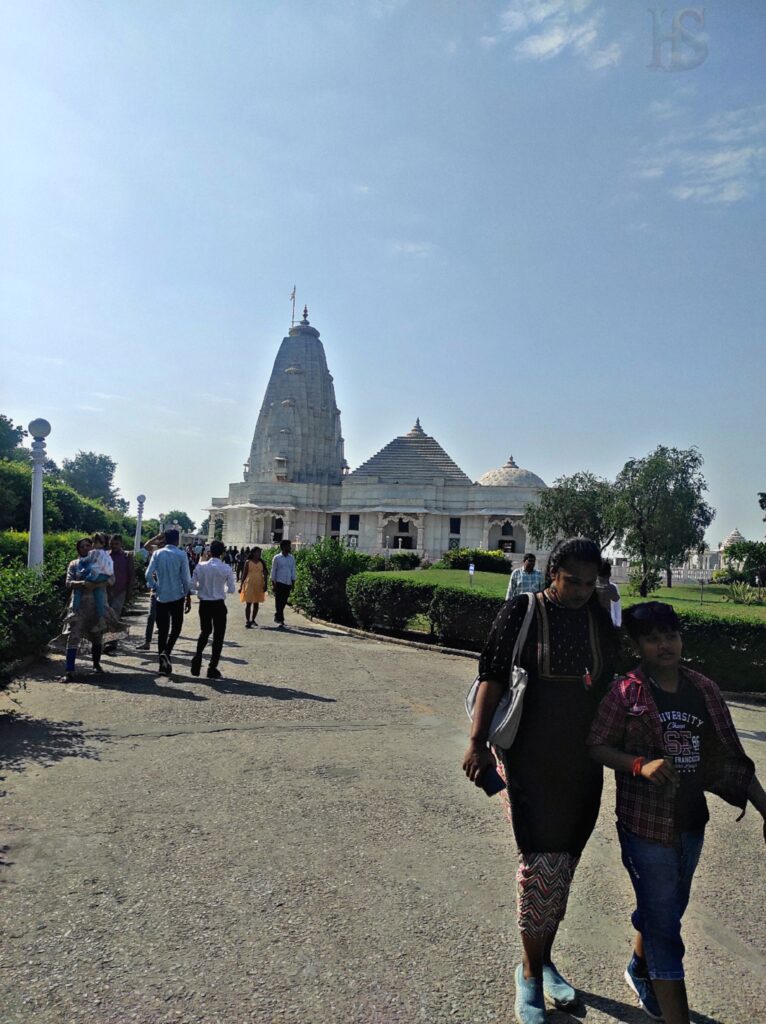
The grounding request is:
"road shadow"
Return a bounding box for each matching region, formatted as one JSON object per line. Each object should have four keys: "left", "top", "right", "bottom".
{"left": 738, "top": 729, "right": 766, "bottom": 743}
{"left": 74, "top": 669, "right": 209, "bottom": 702}
{"left": 0, "top": 712, "right": 109, "bottom": 777}
{"left": 261, "top": 624, "right": 344, "bottom": 638}
{"left": 561, "top": 991, "right": 723, "bottom": 1024}
{"left": 205, "top": 678, "right": 336, "bottom": 702}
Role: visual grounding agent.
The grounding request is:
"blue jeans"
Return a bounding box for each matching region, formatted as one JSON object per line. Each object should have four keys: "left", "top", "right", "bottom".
{"left": 618, "top": 824, "right": 704, "bottom": 980}
{"left": 72, "top": 570, "right": 110, "bottom": 617}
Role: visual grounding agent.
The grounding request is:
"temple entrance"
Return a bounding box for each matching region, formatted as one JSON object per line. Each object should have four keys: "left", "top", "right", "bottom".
{"left": 382, "top": 517, "right": 418, "bottom": 551}
{"left": 488, "top": 520, "right": 516, "bottom": 552}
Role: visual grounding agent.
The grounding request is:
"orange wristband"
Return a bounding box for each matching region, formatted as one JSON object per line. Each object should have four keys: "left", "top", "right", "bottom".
{"left": 632, "top": 756, "right": 645, "bottom": 777}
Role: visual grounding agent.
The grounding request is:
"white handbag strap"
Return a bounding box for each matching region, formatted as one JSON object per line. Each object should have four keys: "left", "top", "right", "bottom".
{"left": 509, "top": 592, "right": 537, "bottom": 670}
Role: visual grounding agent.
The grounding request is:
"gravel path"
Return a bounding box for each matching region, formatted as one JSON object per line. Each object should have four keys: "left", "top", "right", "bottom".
{"left": 1, "top": 603, "right": 764, "bottom": 1024}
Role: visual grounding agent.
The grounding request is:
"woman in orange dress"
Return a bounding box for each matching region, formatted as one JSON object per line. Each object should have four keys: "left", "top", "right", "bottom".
{"left": 239, "top": 547, "right": 268, "bottom": 627}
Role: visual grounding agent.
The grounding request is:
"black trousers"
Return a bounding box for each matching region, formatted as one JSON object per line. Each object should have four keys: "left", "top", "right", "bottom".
{"left": 156, "top": 597, "right": 185, "bottom": 656}
{"left": 145, "top": 592, "right": 157, "bottom": 644}
{"left": 195, "top": 600, "right": 227, "bottom": 668}
{"left": 273, "top": 582, "right": 292, "bottom": 623}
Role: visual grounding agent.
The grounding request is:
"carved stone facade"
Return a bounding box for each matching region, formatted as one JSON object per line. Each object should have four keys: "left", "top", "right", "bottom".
{"left": 207, "top": 312, "right": 549, "bottom": 562}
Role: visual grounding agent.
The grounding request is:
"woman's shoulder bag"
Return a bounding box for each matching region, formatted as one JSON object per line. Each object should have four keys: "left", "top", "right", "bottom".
{"left": 465, "top": 591, "right": 537, "bottom": 751}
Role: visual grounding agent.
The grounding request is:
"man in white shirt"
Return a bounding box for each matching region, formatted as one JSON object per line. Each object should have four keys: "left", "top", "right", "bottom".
{"left": 270, "top": 539, "right": 297, "bottom": 629}
{"left": 190, "top": 539, "right": 236, "bottom": 679}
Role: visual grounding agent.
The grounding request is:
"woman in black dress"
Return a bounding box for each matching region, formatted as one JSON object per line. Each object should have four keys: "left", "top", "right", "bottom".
{"left": 462, "top": 538, "right": 617, "bottom": 1024}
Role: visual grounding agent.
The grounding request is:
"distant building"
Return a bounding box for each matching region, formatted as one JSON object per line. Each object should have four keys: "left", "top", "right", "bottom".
{"left": 206, "top": 309, "right": 549, "bottom": 562}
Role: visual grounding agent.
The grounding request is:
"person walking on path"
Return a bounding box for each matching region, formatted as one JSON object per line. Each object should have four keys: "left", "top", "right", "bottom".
{"left": 56, "top": 537, "right": 125, "bottom": 681}
{"left": 189, "top": 539, "right": 236, "bottom": 679}
{"left": 270, "top": 539, "right": 296, "bottom": 629}
{"left": 104, "top": 534, "right": 135, "bottom": 655}
{"left": 136, "top": 532, "right": 166, "bottom": 651}
{"left": 595, "top": 558, "right": 622, "bottom": 627}
{"left": 588, "top": 601, "right": 766, "bottom": 1024}
{"left": 463, "top": 537, "right": 618, "bottom": 1024}
{"left": 144, "top": 528, "right": 192, "bottom": 675}
{"left": 506, "top": 553, "right": 545, "bottom": 601}
{"left": 239, "top": 547, "right": 268, "bottom": 627}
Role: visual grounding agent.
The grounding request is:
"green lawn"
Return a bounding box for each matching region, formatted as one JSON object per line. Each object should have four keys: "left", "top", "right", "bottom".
{"left": 384, "top": 570, "right": 766, "bottom": 623}
{"left": 386, "top": 568, "right": 510, "bottom": 596}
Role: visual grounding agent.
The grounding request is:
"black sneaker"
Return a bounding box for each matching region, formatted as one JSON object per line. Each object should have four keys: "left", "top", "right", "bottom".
{"left": 207, "top": 666, "right": 222, "bottom": 680}
{"left": 159, "top": 653, "right": 172, "bottom": 676}
{"left": 625, "top": 955, "right": 664, "bottom": 1021}
{"left": 190, "top": 654, "right": 202, "bottom": 677}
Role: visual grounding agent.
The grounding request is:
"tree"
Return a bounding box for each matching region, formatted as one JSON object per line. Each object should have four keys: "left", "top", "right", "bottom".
{"left": 160, "top": 510, "right": 196, "bottom": 533}
{"left": 724, "top": 539, "right": 766, "bottom": 585}
{"left": 60, "top": 451, "right": 126, "bottom": 511}
{"left": 613, "top": 445, "right": 715, "bottom": 594}
{"left": 0, "top": 414, "right": 31, "bottom": 463}
{"left": 524, "top": 471, "right": 620, "bottom": 552}
{"left": 759, "top": 492, "right": 766, "bottom": 527}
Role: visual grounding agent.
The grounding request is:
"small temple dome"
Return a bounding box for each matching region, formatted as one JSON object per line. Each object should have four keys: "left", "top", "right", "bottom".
{"left": 477, "top": 455, "right": 546, "bottom": 489}
{"left": 721, "top": 527, "right": 745, "bottom": 550}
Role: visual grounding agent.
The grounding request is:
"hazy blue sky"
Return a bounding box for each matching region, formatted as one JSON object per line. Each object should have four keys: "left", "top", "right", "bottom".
{"left": 2, "top": 1, "right": 764, "bottom": 543}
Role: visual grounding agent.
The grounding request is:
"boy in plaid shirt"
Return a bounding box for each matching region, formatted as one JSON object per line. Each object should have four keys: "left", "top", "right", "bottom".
{"left": 588, "top": 602, "right": 766, "bottom": 1024}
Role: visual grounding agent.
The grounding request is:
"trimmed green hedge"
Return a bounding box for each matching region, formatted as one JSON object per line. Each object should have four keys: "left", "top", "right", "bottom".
{"left": 436, "top": 548, "right": 511, "bottom": 574}
{"left": 290, "top": 539, "right": 387, "bottom": 624}
{"left": 0, "top": 461, "right": 137, "bottom": 534}
{"left": 0, "top": 554, "right": 70, "bottom": 677}
{"left": 346, "top": 573, "right": 437, "bottom": 632}
{"left": 0, "top": 530, "right": 85, "bottom": 567}
{"left": 428, "top": 586, "right": 504, "bottom": 650}
{"left": 346, "top": 573, "right": 766, "bottom": 690}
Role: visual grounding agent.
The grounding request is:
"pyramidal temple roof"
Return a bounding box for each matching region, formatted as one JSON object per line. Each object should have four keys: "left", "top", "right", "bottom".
{"left": 348, "top": 419, "right": 472, "bottom": 485}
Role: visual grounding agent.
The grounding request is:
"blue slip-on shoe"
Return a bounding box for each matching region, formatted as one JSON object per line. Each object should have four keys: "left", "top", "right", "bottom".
{"left": 514, "top": 965, "right": 546, "bottom": 1024}
{"left": 542, "top": 962, "right": 577, "bottom": 1008}
{"left": 624, "top": 955, "right": 664, "bottom": 1021}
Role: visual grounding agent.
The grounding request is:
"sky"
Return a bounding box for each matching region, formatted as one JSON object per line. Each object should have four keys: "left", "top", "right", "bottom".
{"left": 1, "top": 0, "right": 764, "bottom": 544}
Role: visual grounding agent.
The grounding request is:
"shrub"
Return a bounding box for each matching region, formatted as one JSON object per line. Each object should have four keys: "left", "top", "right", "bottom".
{"left": 722, "top": 581, "right": 763, "bottom": 606}
{"left": 436, "top": 548, "right": 511, "bottom": 574}
{"left": 627, "top": 564, "right": 662, "bottom": 596}
{"left": 0, "top": 555, "right": 70, "bottom": 677}
{"left": 0, "top": 530, "right": 85, "bottom": 567}
{"left": 387, "top": 551, "right": 421, "bottom": 571}
{"left": 290, "top": 538, "right": 383, "bottom": 624}
{"left": 0, "top": 461, "right": 136, "bottom": 534}
{"left": 711, "top": 568, "right": 746, "bottom": 585}
{"left": 428, "top": 585, "right": 504, "bottom": 651}
{"left": 347, "top": 573, "right": 437, "bottom": 632}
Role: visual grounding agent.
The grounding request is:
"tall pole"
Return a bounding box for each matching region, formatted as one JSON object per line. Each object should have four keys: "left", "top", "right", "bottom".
{"left": 290, "top": 285, "right": 296, "bottom": 326}
{"left": 134, "top": 494, "right": 146, "bottom": 553}
{"left": 27, "top": 418, "right": 51, "bottom": 570}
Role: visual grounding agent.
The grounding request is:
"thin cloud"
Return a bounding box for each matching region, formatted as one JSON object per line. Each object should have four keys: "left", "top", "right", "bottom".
{"left": 495, "top": 1, "right": 622, "bottom": 69}
{"left": 391, "top": 240, "right": 434, "bottom": 258}
{"left": 75, "top": 404, "right": 105, "bottom": 413}
{"left": 201, "top": 393, "right": 237, "bottom": 406}
{"left": 32, "top": 355, "right": 65, "bottom": 366}
{"left": 91, "top": 391, "right": 127, "bottom": 401}
{"left": 634, "top": 104, "right": 766, "bottom": 205}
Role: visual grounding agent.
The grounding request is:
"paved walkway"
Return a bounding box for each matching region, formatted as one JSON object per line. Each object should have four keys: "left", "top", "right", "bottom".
{"left": 1, "top": 603, "right": 765, "bottom": 1024}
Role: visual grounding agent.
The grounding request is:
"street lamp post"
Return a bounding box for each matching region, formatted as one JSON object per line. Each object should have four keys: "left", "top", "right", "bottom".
{"left": 134, "top": 494, "right": 146, "bottom": 554}
{"left": 27, "top": 418, "right": 51, "bottom": 570}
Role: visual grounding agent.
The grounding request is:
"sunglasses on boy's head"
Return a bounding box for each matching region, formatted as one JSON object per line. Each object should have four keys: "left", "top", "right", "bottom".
{"left": 629, "top": 602, "right": 675, "bottom": 620}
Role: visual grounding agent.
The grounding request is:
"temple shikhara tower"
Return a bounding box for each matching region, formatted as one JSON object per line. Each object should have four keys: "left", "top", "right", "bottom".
{"left": 207, "top": 308, "right": 548, "bottom": 558}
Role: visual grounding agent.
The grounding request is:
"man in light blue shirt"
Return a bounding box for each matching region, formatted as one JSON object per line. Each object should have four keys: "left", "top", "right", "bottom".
{"left": 144, "top": 529, "right": 192, "bottom": 674}
{"left": 506, "top": 553, "right": 545, "bottom": 601}
{"left": 270, "top": 539, "right": 297, "bottom": 629}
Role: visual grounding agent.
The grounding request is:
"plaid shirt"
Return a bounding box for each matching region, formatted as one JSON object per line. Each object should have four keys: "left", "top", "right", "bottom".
{"left": 588, "top": 666, "right": 754, "bottom": 846}
{"left": 507, "top": 568, "right": 545, "bottom": 600}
